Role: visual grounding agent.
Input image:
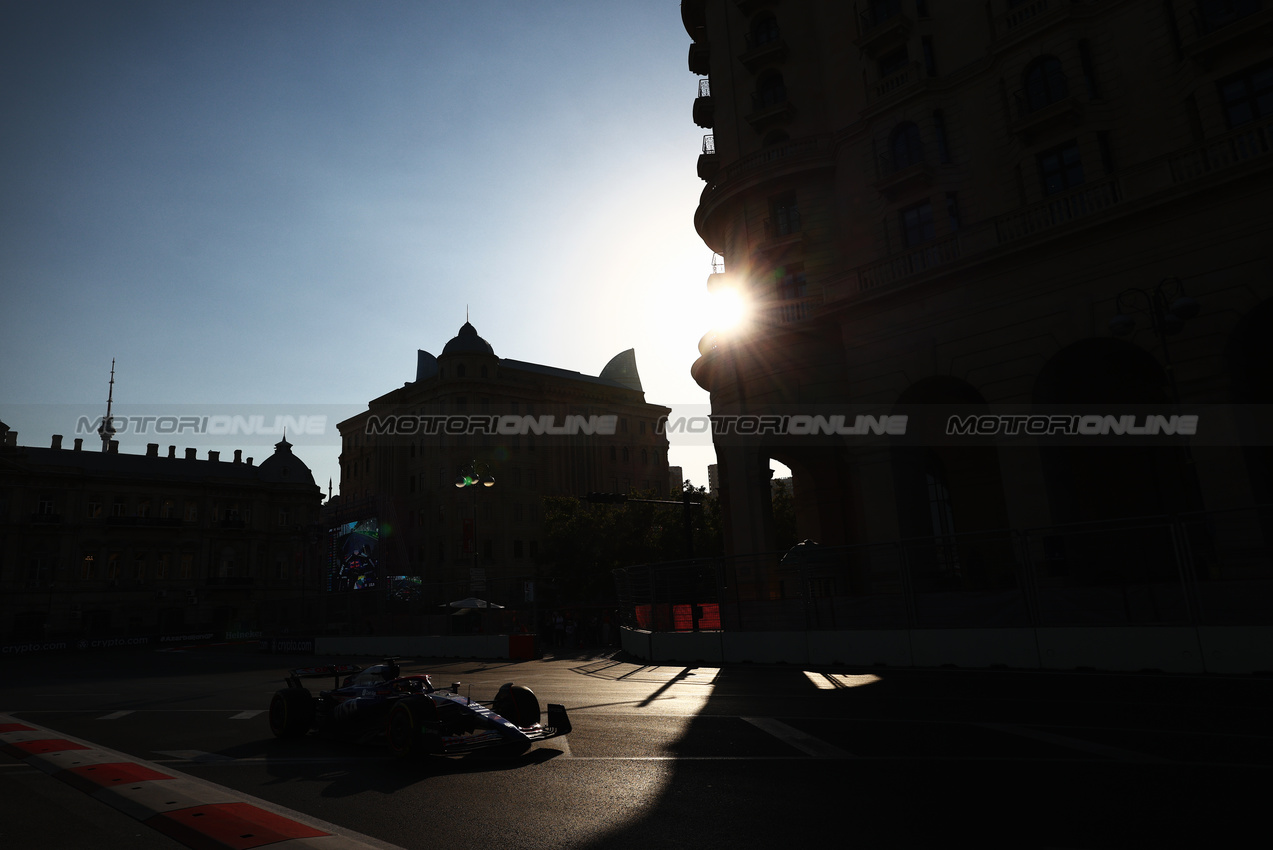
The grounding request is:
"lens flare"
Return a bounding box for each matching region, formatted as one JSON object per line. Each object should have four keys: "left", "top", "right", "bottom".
{"left": 710, "top": 288, "right": 748, "bottom": 331}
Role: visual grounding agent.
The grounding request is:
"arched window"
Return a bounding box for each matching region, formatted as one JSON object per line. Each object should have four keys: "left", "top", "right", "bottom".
{"left": 1023, "top": 56, "right": 1068, "bottom": 112}
{"left": 750, "top": 13, "right": 779, "bottom": 47}
{"left": 755, "top": 71, "right": 787, "bottom": 109}
{"left": 889, "top": 121, "right": 924, "bottom": 170}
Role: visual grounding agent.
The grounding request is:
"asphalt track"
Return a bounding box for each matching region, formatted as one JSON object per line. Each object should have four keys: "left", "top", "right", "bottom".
{"left": 1, "top": 644, "right": 1269, "bottom": 849}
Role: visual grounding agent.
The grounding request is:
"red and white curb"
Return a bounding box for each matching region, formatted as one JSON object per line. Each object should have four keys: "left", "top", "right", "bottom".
{"left": 0, "top": 713, "right": 402, "bottom": 850}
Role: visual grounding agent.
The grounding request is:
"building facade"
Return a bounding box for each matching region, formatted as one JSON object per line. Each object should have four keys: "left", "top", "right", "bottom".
{"left": 0, "top": 423, "right": 323, "bottom": 643}
{"left": 333, "top": 323, "right": 671, "bottom": 606}
{"left": 679, "top": 0, "right": 1273, "bottom": 622}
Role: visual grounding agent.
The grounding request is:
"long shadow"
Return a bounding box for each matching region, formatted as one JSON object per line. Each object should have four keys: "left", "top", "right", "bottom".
{"left": 570, "top": 664, "right": 1270, "bottom": 848}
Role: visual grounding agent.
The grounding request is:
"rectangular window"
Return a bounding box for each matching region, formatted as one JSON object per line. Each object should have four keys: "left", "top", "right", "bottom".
{"left": 899, "top": 201, "right": 935, "bottom": 247}
{"left": 922, "top": 36, "right": 936, "bottom": 77}
{"left": 1078, "top": 39, "right": 1099, "bottom": 99}
{"left": 777, "top": 263, "right": 808, "bottom": 300}
{"left": 945, "top": 192, "right": 962, "bottom": 233}
{"left": 1038, "top": 140, "right": 1084, "bottom": 195}
{"left": 81, "top": 554, "right": 95, "bottom": 580}
{"left": 38, "top": 495, "right": 54, "bottom": 515}
{"left": 112, "top": 498, "right": 126, "bottom": 517}
{"left": 157, "top": 554, "right": 169, "bottom": 580}
{"left": 1218, "top": 61, "right": 1273, "bottom": 128}
{"left": 180, "top": 554, "right": 194, "bottom": 579}
{"left": 87, "top": 499, "right": 102, "bottom": 519}
{"left": 134, "top": 557, "right": 145, "bottom": 580}
{"left": 769, "top": 193, "right": 801, "bottom": 236}
{"left": 185, "top": 502, "right": 198, "bottom": 522}
{"left": 934, "top": 111, "right": 951, "bottom": 163}
{"left": 879, "top": 48, "right": 908, "bottom": 78}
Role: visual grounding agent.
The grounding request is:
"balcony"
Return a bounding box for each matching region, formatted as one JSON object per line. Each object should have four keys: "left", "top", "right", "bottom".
{"left": 693, "top": 78, "right": 714, "bottom": 128}
{"left": 992, "top": 178, "right": 1121, "bottom": 243}
{"left": 688, "top": 42, "right": 711, "bottom": 75}
{"left": 873, "top": 153, "right": 935, "bottom": 199}
{"left": 856, "top": 0, "right": 913, "bottom": 57}
{"left": 869, "top": 61, "right": 926, "bottom": 106}
{"left": 739, "top": 28, "right": 788, "bottom": 72}
{"left": 1166, "top": 114, "right": 1273, "bottom": 184}
{"left": 707, "top": 253, "right": 726, "bottom": 291}
{"left": 1182, "top": 1, "right": 1273, "bottom": 66}
{"left": 1010, "top": 91, "right": 1085, "bottom": 144}
{"left": 992, "top": 0, "right": 1056, "bottom": 41}
{"left": 698, "top": 134, "right": 719, "bottom": 181}
{"left": 745, "top": 89, "right": 794, "bottom": 130}
{"left": 857, "top": 235, "right": 962, "bottom": 294}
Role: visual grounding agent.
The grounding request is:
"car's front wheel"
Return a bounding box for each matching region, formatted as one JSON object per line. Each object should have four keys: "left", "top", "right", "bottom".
{"left": 268, "top": 688, "right": 315, "bottom": 738}
{"left": 386, "top": 696, "right": 439, "bottom": 759}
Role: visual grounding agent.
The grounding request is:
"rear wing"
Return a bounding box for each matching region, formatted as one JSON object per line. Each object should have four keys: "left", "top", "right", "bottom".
{"left": 284, "top": 664, "right": 362, "bottom": 689}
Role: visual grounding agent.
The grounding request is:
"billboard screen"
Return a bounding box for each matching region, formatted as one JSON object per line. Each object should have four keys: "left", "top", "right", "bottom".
{"left": 326, "top": 518, "right": 379, "bottom": 592}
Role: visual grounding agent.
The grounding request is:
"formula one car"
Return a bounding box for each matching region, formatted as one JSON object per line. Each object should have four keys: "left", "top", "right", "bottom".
{"left": 267, "top": 657, "right": 570, "bottom": 758}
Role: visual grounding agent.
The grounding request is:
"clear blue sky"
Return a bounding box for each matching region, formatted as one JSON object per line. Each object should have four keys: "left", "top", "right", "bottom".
{"left": 0, "top": 0, "right": 737, "bottom": 492}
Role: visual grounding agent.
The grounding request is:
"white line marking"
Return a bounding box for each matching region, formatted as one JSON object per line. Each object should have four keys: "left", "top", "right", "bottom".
{"left": 742, "top": 716, "right": 855, "bottom": 759}
{"left": 229, "top": 710, "right": 264, "bottom": 720}
{"left": 980, "top": 722, "right": 1175, "bottom": 763}
{"left": 98, "top": 711, "right": 134, "bottom": 720}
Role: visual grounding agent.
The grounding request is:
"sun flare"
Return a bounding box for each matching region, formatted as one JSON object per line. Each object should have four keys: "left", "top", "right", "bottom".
{"left": 709, "top": 287, "right": 749, "bottom": 331}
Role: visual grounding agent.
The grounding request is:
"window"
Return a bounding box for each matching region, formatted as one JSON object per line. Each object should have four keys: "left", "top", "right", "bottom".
{"left": 867, "top": 0, "right": 901, "bottom": 25}
{"left": 87, "top": 499, "right": 102, "bottom": 519}
{"left": 157, "top": 553, "right": 169, "bottom": 579}
{"left": 899, "top": 200, "right": 935, "bottom": 247}
{"left": 922, "top": 36, "right": 936, "bottom": 77}
{"left": 933, "top": 111, "right": 951, "bottom": 163}
{"left": 1038, "top": 140, "right": 1085, "bottom": 195}
{"left": 879, "top": 48, "right": 908, "bottom": 78}
{"left": 185, "top": 502, "right": 198, "bottom": 522}
{"left": 513, "top": 540, "right": 524, "bottom": 559}
{"left": 1078, "top": 40, "right": 1099, "bottom": 99}
{"left": 1023, "top": 56, "right": 1067, "bottom": 113}
{"left": 161, "top": 498, "right": 174, "bottom": 518}
{"left": 889, "top": 122, "right": 924, "bottom": 170}
{"left": 1218, "top": 62, "right": 1273, "bottom": 128}
{"left": 754, "top": 71, "right": 787, "bottom": 109}
{"left": 946, "top": 192, "right": 962, "bottom": 232}
{"left": 138, "top": 499, "right": 151, "bottom": 518}
{"left": 81, "top": 553, "right": 96, "bottom": 580}
{"left": 456, "top": 364, "right": 466, "bottom": 378}
{"left": 181, "top": 554, "right": 193, "bottom": 579}
{"left": 777, "top": 263, "right": 807, "bottom": 300}
{"left": 112, "top": 497, "right": 126, "bottom": 517}
{"left": 1198, "top": 0, "right": 1262, "bottom": 34}
{"left": 37, "top": 495, "right": 54, "bottom": 515}
{"left": 750, "top": 13, "right": 779, "bottom": 47}
{"left": 769, "top": 192, "right": 801, "bottom": 235}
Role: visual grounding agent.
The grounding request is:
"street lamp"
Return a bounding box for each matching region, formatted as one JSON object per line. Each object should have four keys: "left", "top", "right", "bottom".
{"left": 1108, "top": 276, "right": 1200, "bottom": 404}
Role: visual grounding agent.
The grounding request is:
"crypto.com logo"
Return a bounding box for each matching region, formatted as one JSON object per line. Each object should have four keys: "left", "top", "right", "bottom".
{"left": 75, "top": 414, "right": 328, "bottom": 437}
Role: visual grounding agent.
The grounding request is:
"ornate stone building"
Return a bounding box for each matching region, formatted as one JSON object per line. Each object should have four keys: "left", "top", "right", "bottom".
{"left": 682, "top": 0, "right": 1273, "bottom": 583}
{"left": 333, "top": 323, "right": 671, "bottom": 604}
{"left": 0, "top": 422, "right": 322, "bottom": 642}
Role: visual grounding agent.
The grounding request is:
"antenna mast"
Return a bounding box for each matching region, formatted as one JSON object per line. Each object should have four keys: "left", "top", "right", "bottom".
{"left": 99, "top": 359, "right": 116, "bottom": 452}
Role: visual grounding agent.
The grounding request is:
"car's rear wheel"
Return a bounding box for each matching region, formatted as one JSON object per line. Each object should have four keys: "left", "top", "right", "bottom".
{"left": 269, "top": 688, "right": 314, "bottom": 738}
{"left": 493, "top": 684, "right": 541, "bottom": 729}
{"left": 386, "top": 696, "right": 439, "bottom": 759}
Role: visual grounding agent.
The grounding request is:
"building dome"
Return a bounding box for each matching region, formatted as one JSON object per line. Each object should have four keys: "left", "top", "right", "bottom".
{"left": 257, "top": 438, "right": 318, "bottom": 487}
{"left": 441, "top": 322, "right": 495, "bottom": 357}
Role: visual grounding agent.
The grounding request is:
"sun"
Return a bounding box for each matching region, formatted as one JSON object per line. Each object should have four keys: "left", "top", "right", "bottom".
{"left": 708, "top": 287, "right": 749, "bottom": 331}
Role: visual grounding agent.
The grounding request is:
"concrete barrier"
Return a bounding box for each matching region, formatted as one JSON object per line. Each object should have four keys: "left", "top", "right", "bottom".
{"left": 622, "top": 625, "right": 1273, "bottom": 674}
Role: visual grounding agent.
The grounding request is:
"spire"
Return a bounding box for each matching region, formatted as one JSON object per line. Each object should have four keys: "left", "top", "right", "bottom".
{"left": 98, "top": 358, "right": 116, "bottom": 452}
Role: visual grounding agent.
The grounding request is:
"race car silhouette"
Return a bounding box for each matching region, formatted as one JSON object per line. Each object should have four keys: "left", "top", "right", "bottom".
{"left": 267, "top": 657, "right": 571, "bottom": 758}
